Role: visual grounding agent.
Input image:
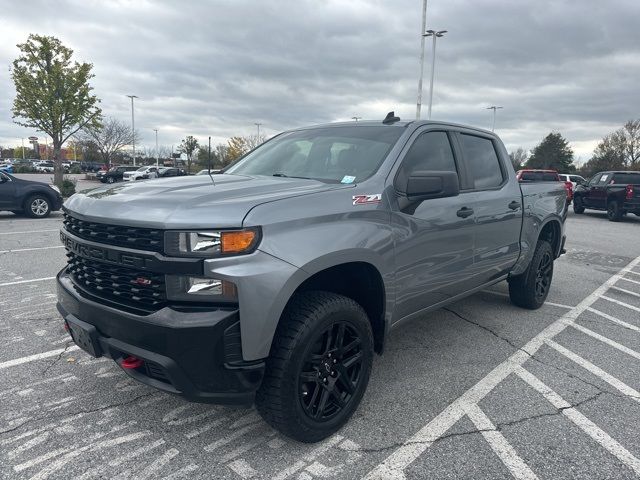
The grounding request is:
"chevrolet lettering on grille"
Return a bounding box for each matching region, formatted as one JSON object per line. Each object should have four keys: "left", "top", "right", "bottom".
{"left": 60, "top": 231, "right": 152, "bottom": 269}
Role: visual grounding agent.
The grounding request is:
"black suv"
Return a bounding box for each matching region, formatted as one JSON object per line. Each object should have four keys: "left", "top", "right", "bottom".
{"left": 573, "top": 171, "right": 640, "bottom": 221}
{"left": 0, "top": 171, "right": 63, "bottom": 218}
{"left": 97, "top": 166, "right": 138, "bottom": 184}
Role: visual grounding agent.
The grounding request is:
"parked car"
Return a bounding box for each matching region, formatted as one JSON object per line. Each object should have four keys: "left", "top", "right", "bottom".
{"left": 559, "top": 173, "right": 586, "bottom": 189}
{"left": 58, "top": 116, "right": 567, "bottom": 442}
{"left": 97, "top": 165, "right": 138, "bottom": 184}
{"left": 34, "top": 161, "right": 55, "bottom": 173}
{"left": 158, "top": 167, "right": 188, "bottom": 178}
{"left": 0, "top": 171, "right": 63, "bottom": 218}
{"left": 80, "top": 161, "right": 104, "bottom": 173}
{"left": 516, "top": 169, "right": 572, "bottom": 202}
{"left": 573, "top": 170, "right": 640, "bottom": 221}
{"left": 122, "top": 166, "right": 160, "bottom": 181}
{"left": 197, "top": 169, "right": 221, "bottom": 175}
{"left": 0, "top": 164, "right": 14, "bottom": 174}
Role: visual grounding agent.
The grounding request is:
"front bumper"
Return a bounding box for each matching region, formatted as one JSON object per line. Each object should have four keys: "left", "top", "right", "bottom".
{"left": 57, "top": 270, "right": 264, "bottom": 406}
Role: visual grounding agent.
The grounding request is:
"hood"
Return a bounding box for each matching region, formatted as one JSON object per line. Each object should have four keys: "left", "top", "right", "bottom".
{"left": 64, "top": 173, "right": 348, "bottom": 228}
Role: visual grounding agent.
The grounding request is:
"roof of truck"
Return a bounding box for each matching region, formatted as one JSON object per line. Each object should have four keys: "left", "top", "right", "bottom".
{"left": 291, "top": 119, "right": 496, "bottom": 136}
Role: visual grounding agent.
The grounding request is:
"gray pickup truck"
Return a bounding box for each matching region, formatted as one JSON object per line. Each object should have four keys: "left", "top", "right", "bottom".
{"left": 57, "top": 115, "right": 567, "bottom": 442}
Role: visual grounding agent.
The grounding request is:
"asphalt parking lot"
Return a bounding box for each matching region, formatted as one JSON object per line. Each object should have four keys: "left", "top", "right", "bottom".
{"left": 1, "top": 209, "right": 640, "bottom": 479}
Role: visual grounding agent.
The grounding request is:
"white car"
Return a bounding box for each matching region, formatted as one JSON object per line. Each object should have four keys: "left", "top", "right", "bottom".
{"left": 34, "top": 161, "right": 55, "bottom": 173}
{"left": 558, "top": 173, "right": 586, "bottom": 189}
{"left": 123, "top": 166, "right": 159, "bottom": 181}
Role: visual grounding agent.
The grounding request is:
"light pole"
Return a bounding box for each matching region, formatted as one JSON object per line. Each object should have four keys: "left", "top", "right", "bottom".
{"left": 21, "top": 138, "right": 25, "bottom": 160}
{"left": 126, "top": 95, "right": 138, "bottom": 166}
{"left": 486, "top": 106, "right": 503, "bottom": 132}
{"left": 424, "top": 29, "right": 447, "bottom": 120}
{"left": 352, "top": 116, "right": 362, "bottom": 122}
{"left": 415, "top": 0, "right": 428, "bottom": 119}
{"left": 254, "top": 123, "right": 262, "bottom": 139}
{"left": 153, "top": 128, "right": 159, "bottom": 166}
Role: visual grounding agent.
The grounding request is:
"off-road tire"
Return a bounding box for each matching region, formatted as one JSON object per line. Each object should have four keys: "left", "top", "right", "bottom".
{"left": 607, "top": 200, "right": 623, "bottom": 222}
{"left": 573, "top": 197, "right": 585, "bottom": 214}
{"left": 508, "top": 240, "right": 554, "bottom": 310}
{"left": 23, "top": 194, "right": 51, "bottom": 218}
{"left": 256, "top": 291, "right": 374, "bottom": 443}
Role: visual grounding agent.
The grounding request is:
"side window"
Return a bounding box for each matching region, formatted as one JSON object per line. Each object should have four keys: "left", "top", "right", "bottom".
{"left": 401, "top": 131, "right": 457, "bottom": 176}
{"left": 460, "top": 134, "right": 504, "bottom": 189}
{"left": 598, "top": 173, "right": 610, "bottom": 185}
{"left": 589, "top": 173, "right": 602, "bottom": 185}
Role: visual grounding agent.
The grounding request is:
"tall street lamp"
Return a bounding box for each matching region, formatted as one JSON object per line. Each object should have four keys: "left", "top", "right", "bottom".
{"left": 254, "top": 122, "right": 262, "bottom": 139}
{"left": 486, "top": 106, "right": 503, "bottom": 132}
{"left": 352, "top": 116, "right": 362, "bottom": 122}
{"left": 415, "top": 0, "right": 428, "bottom": 119}
{"left": 424, "top": 29, "right": 447, "bottom": 120}
{"left": 153, "top": 128, "right": 159, "bottom": 166}
{"left": 126, "top": 95, "right": 138, "bottom": 166}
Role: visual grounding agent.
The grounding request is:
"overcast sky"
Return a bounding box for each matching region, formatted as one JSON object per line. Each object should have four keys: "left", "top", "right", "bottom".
{"left": 1, "top": 0, "right": 639, "bottom": 162}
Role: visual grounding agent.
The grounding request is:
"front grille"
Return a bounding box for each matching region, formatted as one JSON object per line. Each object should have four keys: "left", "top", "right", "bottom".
{"left": 63, "top": 213, "right": 164, "bottom": 253}
{"left": 66, "top": 252, "right": 166, "bottom": 312}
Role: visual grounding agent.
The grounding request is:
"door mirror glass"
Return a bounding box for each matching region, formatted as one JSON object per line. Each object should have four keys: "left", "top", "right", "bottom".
{"left": 405, "top": 170, "right": 460, "bottom": 200}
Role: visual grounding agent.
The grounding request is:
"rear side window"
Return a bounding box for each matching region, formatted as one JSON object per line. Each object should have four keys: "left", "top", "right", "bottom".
{"left": 401, "top": 131, "right": 457, "bottom": 175}
{"left": 612, "top": 173, "right": 640, "bottom": 184}
{"left": 543, "top": 172, "right": 559, "bottom": 181}
{"left": 460, "top": 134, "right": 504, "bottom": 189}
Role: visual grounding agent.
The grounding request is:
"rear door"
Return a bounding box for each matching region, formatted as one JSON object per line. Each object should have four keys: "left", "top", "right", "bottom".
{"left": 389, "top": 128, "right": 476, "bottom": 319}
{"left": 453, "top": 131, "right": 523, "bottom": 285}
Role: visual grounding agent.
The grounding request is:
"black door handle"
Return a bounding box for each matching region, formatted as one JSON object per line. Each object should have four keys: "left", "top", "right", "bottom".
{"left": 456, "top": 207, "right": 474, "bottom": 218}
{"left": 508, "top": 200, "right": 521, "bottom": 210}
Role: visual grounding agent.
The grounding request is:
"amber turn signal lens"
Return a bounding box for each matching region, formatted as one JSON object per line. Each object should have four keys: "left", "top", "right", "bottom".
{"left": 221, "top": 230, "right": 256, "bottom": 254}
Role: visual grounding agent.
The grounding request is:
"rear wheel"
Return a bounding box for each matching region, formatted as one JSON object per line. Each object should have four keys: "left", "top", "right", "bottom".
{"left": 23, "top": 195, "right": 51, "bottom": 218}
{"left": 573, "top": 196, "right": 585, "bottom": 214}
{"left": 509, "top": 240, "right": 554, "bottom": 310}
{"left": 107, "top": 176, "right": 115, "bottom": 184}
{"left": 256, "top": 291, "right": 373, "bottom": 443}
{"left": 607, "top": 200, "right": 623, "bottom": 222}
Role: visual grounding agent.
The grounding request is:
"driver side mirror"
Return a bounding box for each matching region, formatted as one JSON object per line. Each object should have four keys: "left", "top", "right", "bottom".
{"left": 404, "top": 170, "right": 460, "bottom": 201}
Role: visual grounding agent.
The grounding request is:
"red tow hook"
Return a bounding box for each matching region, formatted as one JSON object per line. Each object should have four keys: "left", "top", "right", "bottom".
{"left": 121, "top": 355, "right": 144, "bottom": 369}
{"left": 63, "top": 321, "right": 70, "bottom": 332}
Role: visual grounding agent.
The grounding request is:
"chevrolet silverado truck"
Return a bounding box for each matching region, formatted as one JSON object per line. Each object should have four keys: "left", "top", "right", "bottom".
{"left": 57, "top": 116, "right": 567, "bottom": 442}
{"left": 572, "top": 170, "right": 640, "bottom": 221}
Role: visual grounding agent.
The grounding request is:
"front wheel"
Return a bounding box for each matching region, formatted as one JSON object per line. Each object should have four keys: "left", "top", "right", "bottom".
{"left": 573, "top": 197, "right": 585, "bottom": 214}
{"left": 256, "top": 291, "right": 373, "bottom": 443}
{"left": 107, "top": 176, "right": 115, "bottom": 184}
{"left": 607, "top": 201, "right": 623, "bottom": 222}
{"left": 508, "top": 240, "right": 554, "bottom": 309}
{"left": 23, "top": 195, "right": 51, "bottom": 218}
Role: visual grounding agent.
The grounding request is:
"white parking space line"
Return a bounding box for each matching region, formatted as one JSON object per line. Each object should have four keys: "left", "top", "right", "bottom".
{"left": 570, "top": 323, "right": 640, "bottom": 361}
{"left": 465, "top": 404, "right": 539, "bottom": 480}
{"left": 363, "top": 253, "right": 640, "bottom": 480}
{"left": 544, "top": 301, "right": 574, "bottom": 310}
{"left": 627, "top": 270, "right": 640, "bottom": 278}
{"left": 0, "top": 277, "right": 55, "bottom": 287}
{"left": 586, "top": 307, "right": 640, "bottom": 333}
{"left": 481, "top": 290, "right": 573, "bottom": 309}
{"left": 620, "top": 276, "right": 640, "bottom": 286}
{"left": 516, "top": 367, "right": 640, "bottom": 476}
{"left": 0, "top": 229, "right": 59, "bottom": 235}
{"left": 600, "top": 295, "right": 640, "bottom": 313}
{"left": 271, "top": 435, "right": 344, "bottom": 480}
{"left": 0, "top": 346, "right": 79, "bottom": 370}
{"left": 203, "top": 422, "right": 263, "bottom": 452}
{"left": 546, "top": 339, "right": 640, "bottom": 403}
{"left": 135, "top": 448, "right": 180, "bottom": 480}
{"left": 611, "top": 286, "right": 640, "bottom": 298}
{"left": 0, "top": 246, "right": 64, "bottom": 254}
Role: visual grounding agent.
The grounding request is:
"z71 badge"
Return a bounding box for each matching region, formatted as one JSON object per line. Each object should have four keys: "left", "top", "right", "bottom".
{"left": 352, "top": 194, "right": 382, "bottom": 205}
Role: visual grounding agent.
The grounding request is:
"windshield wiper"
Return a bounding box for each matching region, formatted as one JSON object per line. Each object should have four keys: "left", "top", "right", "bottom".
{"left": 272, "top": 173, "right": 313, "bottom": 180}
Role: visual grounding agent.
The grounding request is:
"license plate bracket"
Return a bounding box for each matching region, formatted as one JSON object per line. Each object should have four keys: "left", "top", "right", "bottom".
{"left": 66, "top": 316, "right": 102, "bottom": 357}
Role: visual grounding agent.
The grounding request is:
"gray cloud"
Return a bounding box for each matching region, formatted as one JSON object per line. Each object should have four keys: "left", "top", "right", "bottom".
{"left": 1, "top": 0, "right": 639, "bottom": 160}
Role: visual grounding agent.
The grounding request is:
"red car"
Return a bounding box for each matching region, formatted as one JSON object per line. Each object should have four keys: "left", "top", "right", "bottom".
{"left": 516, "top": 169, "right": 572, "bottom": 201}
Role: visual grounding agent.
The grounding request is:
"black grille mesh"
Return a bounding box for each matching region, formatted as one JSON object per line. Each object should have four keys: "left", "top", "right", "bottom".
{"left": 66, "top": 252, "right": 166, "bottom": 312}
{"left": 63, "top": 213, "right": 164, "bottom": 253}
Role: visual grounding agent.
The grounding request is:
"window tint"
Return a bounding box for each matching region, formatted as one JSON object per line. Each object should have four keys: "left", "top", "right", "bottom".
{"left": 598, "top": 173, "right": 610, "bottom": 185}
{"left": 589, "top": 173, "right": 602, "bottom": 185}
{"left": 543, "top": 172, "right": 559, "bottom": 181}
{"left": 401, "top": 131, "right": 457, "bottom": 175}
{"left": 569, "top": 175, "right": 584, "bottom": 183}
{"left": 460, "top": 134, "right": 504, "bottom": 189}
{"left": 612, "top": 173, "right": 640, "bottom": 184}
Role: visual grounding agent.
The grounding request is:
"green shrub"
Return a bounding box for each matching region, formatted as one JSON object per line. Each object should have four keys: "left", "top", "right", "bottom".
{"left": 69, "top": 165, "right": 81, "bottom": 174}
{"left": 14, "top": 165, "right": 35, "bottom": 173}
{"left": 61, "top": 177, "right": 77, "bottom": 197}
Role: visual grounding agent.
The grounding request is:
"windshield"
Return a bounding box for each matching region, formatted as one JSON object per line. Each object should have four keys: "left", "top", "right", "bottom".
{"left": 226, "top": 126, "right": 403, "bottom": 183}
{"left": 136, "top": 166, "right": 147, "bottom": 171}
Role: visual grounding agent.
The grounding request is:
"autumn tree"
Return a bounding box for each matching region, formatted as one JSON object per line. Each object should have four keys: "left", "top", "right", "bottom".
{"left": 226, "top": 136, "right": 251, "bottom": 162}
{"left": 508, "top": 147, "right": 529, "bottom": 170}
{"left": 81, "top": 117, "right": 139, "bottom": 168}
{"left": 178, "top": 135, "right": 199, "bottom": 173}
{"left": 11, "top": 34, "right": 102, "bottom": 186}
{"left": 526, "top": 132, "right": 575, "bottom": 172}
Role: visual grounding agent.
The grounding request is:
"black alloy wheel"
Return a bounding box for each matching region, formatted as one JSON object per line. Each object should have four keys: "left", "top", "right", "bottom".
{"left": 534, "top": 249, "right": 553, "bottom": 301}
{"left": 298, "top": 321, "right": 363, "bottom": 421}
{"left": 573, "top": 196, "right": 585, "bottom": 214}
{"left": 107, "top": 176, "right": 115, "bottom": 184}
{"left": 607, "top": 201, "right": 622, "bottom": 222}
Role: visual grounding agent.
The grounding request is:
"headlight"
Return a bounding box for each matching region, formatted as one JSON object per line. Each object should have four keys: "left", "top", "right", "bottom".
{"left": 49, "top": 185, "right": 61, "bottom": 194}
{"left": 165, "top": 228, "right": 260, "bottom": 257}
{"left": 165, "top": 275, "right": 238, "bottom": 302}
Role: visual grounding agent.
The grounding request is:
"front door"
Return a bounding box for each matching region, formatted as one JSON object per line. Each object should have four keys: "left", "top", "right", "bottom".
{"left": 0, "top": 173, "right": 16, "bottom": 209}
{"left": 390, "top": 129, "right": 475, "bottom": 321}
